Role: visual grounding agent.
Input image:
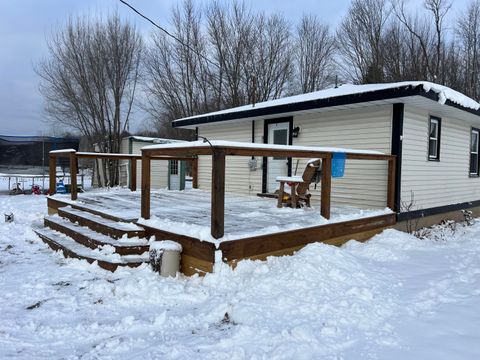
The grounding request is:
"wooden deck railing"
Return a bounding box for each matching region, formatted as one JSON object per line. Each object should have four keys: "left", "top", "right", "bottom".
{"left": 140, "top": 143, "right": 396, "bottom": 240}
{"left": 49, "top": 150, "right": 197, "bottom": 200}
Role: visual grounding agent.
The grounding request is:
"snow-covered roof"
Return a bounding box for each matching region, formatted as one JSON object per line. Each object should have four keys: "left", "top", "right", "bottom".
{"left": 173, "top": 81, "right": 480, "bottom": 128}
{"left": 142, "top": 140, "right": 384, "bottom": 155}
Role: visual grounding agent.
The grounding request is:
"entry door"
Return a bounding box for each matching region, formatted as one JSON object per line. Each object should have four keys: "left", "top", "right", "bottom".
{"left": 169, "top": 160, "right": 180, "bottom": 190}
{"left": 267, "top": 122, "right": 290, "bottom": 192}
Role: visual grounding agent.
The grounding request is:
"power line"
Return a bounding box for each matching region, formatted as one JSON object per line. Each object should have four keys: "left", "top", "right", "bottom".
{"left": 118, "top": 0, "right": 220, "bottom": 69}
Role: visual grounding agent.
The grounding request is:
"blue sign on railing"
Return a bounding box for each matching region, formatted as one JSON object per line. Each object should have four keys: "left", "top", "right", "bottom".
{"left": 332, "top": 152, "right": 346, "bottom": 178}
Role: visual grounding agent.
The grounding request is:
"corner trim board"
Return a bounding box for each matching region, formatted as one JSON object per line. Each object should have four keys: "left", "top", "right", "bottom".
{"left": 391, "top": 103, "right": 404, "bottom": 212}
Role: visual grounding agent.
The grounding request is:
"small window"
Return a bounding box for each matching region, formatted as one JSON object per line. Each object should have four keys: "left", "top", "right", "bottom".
{"left": 170, "top": 160, "right": 178, "bottom": 175}
{"left": 428, "top": 116, "right": 441, "bottom": 160}
{"left": 470, "top": 128, "right": 479, "bottom": 176}
{"left": 273, "top": 128, "right": 288, "bottom": 160}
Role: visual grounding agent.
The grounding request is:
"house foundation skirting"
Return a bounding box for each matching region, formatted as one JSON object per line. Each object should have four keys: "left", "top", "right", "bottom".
{"left": 395, "top": 200, "right": 480, "bottom": 232}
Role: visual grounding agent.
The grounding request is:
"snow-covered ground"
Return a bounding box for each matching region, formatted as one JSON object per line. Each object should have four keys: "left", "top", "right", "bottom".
{"left": 1, "top": 192, "right": 479, "bottom": 359}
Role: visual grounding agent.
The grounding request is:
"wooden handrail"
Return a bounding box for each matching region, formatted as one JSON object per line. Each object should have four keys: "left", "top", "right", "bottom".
{"left": 49, "top": 146, "right": 396, "bottom": 241}
{"left": 49, "top": 150, "right": 196, "bottom": 196}
{"left": 140, "top": 145, "right": 396, "bottom": 239}
{"left": 143, "top": 143, "right": 392, "bottom": 161}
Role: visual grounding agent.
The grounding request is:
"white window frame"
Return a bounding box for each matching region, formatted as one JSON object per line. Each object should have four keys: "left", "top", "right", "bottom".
{"left": 169, "top": 160, "right": 179, "bottom": 175}
{"left": 470, "top": 128, "right": 479, "bottom": 176}
{"left": 428, "top": 117, "right": 441, "bottom": 161}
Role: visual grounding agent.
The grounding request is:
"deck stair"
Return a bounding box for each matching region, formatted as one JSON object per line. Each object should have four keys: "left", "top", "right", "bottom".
{"left": 34, "top": 206, "right": 149, "bottom": 271}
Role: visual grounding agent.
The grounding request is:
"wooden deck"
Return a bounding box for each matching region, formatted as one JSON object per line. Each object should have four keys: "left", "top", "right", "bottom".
{"left": 47, "top": 189, "right": 396, "bottom": 275}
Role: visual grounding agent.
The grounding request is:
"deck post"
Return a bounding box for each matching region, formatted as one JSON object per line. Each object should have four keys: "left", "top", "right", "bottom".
{"left": 211, "top": 149, "right": 225, "bottom": 239}
{"left": 130, "top": 157, "right": 137, "bottom": 191}
{"left": 70, "top": 152, "right": 77, "bottom": 201}
{"left": 49, "top": 154, "right": 56, "bottom": 195}
{"left": 321, "top": 155, "right": 332, "bottom": 219}
{"left": 141, "top": 152, "right": 151, "bottom": 219}
{"left": 192, "top": 156, "right": 198, "bottom": 189}
{"left": 387, "top": 157, "right": 396, "bottom": 210}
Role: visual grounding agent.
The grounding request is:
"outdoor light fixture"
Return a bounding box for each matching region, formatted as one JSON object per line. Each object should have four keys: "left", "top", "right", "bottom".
{"left": 292, "top": 126, "right": 300, "bottom": 138}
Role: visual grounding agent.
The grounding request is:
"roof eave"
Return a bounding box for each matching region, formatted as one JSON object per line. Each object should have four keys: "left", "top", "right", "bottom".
{"left": 172, "top": 85, "right": 480, "bottom": 128}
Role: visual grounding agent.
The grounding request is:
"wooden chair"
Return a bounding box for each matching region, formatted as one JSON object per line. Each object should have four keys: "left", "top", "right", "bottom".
{"left": 276, "top": 159, "right": 321, "bottom": 208}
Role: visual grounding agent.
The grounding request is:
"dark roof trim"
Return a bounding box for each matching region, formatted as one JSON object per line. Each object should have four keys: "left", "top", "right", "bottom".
{"left": 173, "top": 85, "right": 480, "bottom": 128}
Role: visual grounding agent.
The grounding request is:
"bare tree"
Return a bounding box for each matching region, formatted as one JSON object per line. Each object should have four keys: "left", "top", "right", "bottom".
{"left": 393, "top": 0, "right": 452, "bottom": 83}
{"left": 382, "top": 18, "right": 433, "bottom": 81}
{"left": 37, "top": 14, "right": 143, "bottom": 186}
{"left": 144, "top": 0, "right": 210, "bottom": 138}
{"left": 206, "top": 1, "right": 255, "bottom": 108}
{"left": 337, "top": 0, "right": 391, "bottom": 83}
{"left": 144, "top": 0, "right": 294, "bottom": 134}
{"left": 294, "top": 14, "right": 336, "bottom": 93}
{"left": 456, "top": 0, "right": 480, "bottom": 99}
{"left": 242, "top": 13, "right": 293, "bottom": 102}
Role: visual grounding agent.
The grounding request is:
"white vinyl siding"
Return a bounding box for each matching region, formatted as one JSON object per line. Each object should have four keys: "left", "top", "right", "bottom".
{"left": 292, "top": 105, "right": 392, "bottom": 209}
{"left": 198, "top": 121, "right": 263, "bottom": 195}
{"left": 401, "top": 106, "right": 480, "bottom": 210}
{"left": 197, "top": 105, "right": 393, "bottom": 209}
{"left": 119, "top": 140, "right": 169, "bottom": 189}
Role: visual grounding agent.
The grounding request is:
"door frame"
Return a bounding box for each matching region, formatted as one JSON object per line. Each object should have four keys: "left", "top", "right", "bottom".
{"left": 262, "top": 117, "right": 293, "bottom": 193}
{"left": 168, "top": 160, "right": 186, "bottom": 190}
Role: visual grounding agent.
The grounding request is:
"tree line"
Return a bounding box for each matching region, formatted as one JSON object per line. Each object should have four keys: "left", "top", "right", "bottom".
{"left": 37, "top": 0, "right": 480, "bottom": 184}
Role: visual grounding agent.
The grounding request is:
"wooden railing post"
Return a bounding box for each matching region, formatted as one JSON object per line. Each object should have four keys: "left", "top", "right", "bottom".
{"left": 70, "top": 151, "right": 77, "bottom": 201}
{"left": 387, "top": 157, "right": 396, "bottom": 211}
{"left": 211, "top": 149, "right": 225, "bottom": 239}
{"left": 321, "top": 155, "right": 332, "bottom": 219}
{"left": 130, "top": 157, "right": 137, "bottom": 191}
{"left": 49, "top": 154, "right": 56, "bottom": 195}
{"left": 141, "top": 153, "right": 151, "bottom": 219}
{"left": 192, "top": 156, "right": 198, "bottom": 189}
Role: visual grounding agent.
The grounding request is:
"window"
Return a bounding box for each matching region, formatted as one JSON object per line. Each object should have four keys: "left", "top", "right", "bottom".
{"left": 169, "top": 160, "right": 178, "bottom": 175}
{"left": 428, "top": 116, "right": 441, "bottom": 160}
{"left": 470, "top": 128, "right": 479, "bottom": 176}
{"left": 273, "top": 128, "right": 288, "bottom": 160}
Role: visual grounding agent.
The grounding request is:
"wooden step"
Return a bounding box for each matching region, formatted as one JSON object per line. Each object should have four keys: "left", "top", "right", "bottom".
{"left": 58, "top": 206, "right": 145, "bottom": 239}
{"left": 34, "top": 227, "right": 149, "bottom": 272}
{"left": 44, "top": 215, "right": 149, "bottom": 256}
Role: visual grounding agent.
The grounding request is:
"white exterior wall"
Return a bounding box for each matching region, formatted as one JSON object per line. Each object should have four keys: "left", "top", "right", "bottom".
{"left": 198, "top": 121, "right": 264, "bottom": 195}
{"left": 293, "top": 105, "right": 392, "bottom": 209}
{"left": 401, "top": 106, "right": 480, "bottom": 210}
{"left": 120, "top": 139, "right": 169, "bottom": 189}
{"left": 197, "top": 105, "right": 393, "bottom": 209}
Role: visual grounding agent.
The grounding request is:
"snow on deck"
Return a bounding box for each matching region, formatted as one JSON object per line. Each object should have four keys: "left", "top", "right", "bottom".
{"left": 52, "top": 188, "right": 391, "bottom": 245}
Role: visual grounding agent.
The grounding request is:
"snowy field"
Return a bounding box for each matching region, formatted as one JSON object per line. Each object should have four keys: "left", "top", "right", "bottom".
{"left": 1, "top": 191, "right": 480, "bottom": 359}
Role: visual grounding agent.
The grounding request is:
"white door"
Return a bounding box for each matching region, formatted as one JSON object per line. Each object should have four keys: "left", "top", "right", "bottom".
{"left": 267, "top": 122, "right": 290, "bottom": 192}
{"left": 169, "top": 160, "right": 180, "bottom": 190}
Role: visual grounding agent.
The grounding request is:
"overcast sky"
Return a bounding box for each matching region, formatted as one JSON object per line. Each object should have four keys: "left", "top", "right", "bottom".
{"left": 0, "top": 0, "right": 470, "bottom": 136}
